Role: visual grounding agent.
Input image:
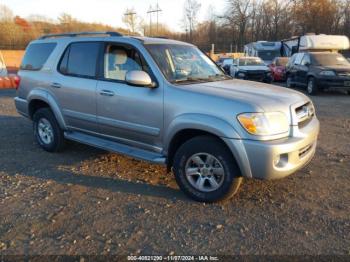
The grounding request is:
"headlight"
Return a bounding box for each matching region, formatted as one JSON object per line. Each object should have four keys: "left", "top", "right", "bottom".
{"left": 237, "top": 112, "right": 289, "bottom": 136}
{"left": 319, "top": 70, "right": 336, "bottom": 76}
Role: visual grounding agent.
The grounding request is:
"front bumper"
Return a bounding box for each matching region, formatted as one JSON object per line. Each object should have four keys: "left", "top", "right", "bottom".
{"left": 236, "top": 71, "right": 272, "bottom": 82}
{"left": 223, "top": 117, "right": 320, "bottom": 180}
{"left": 316, "top": 76, "right": 350, "bottom": 89}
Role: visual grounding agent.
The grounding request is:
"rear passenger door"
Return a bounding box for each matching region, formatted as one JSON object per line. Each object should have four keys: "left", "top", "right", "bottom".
{"left": 96, "top": 43, "right": 163, "bottom": 152}
{"left": 53, "top": 42, "right": 102, "bottom": 132}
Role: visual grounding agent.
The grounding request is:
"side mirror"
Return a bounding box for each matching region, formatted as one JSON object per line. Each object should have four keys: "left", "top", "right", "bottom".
{"left": 125, "top": 70, "right": 156, "bottom": 88}
{"left": 304, "top": 62, "right": 311, "bottom": 67}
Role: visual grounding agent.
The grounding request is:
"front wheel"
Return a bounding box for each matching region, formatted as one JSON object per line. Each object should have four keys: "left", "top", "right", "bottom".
{"left": 307, "top": 77, "right": 318, "bottom": 95}
{"left": 173, "top": 136, "right": 242, "bottom": 202}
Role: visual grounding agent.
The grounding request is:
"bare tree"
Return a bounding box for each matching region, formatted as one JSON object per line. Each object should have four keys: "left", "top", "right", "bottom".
{"left": 225, "top": 0, "right": 253, "bottom": 50}
{"left": 123, "top": 8, "right": 137, "bottom": 34}
{"left": 0, "top": 4, "right": 14, "bottom": 21}
{"left": 183, "top": 0, "right": 201, "bottom": 42}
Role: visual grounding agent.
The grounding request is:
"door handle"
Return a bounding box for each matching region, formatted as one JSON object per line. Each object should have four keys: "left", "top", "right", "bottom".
{"left": 51, "top": 82, "right": 61, "bottom": 88}
{"left": 99, "top": 90, "right": 115, "bottom": 96}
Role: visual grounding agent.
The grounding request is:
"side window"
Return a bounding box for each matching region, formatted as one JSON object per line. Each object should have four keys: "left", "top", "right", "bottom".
{"left": 294, "top": 53, "right": 304, "bottom": 65}
{"left": 104, "top": 44, "right": 146, "bottom": 81}
{"left": 301, "top": 54, "right": 310, "bottom": 66}
{"left": 20, "top": 43, "right": 57, "bottom": 71}
{"left": 59, "top": 42, "right": 100, "bottom": 78}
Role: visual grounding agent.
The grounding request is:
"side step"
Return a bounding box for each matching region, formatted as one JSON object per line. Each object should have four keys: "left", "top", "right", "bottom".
{"left": 64, "top": 131, "right": 166, "bottom": 164}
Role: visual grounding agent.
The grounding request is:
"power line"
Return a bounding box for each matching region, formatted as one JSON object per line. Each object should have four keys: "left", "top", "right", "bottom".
{"left": 147, "top": 3, "right": 162, "bottom": 36}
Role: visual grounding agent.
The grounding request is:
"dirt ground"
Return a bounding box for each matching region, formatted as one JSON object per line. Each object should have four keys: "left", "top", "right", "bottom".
{"left": 0, "top": 86, "right": 349, "bottom": 257}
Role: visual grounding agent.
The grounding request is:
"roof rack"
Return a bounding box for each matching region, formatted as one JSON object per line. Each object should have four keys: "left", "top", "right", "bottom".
{"left": 39, "top": 31, "right": 123, "bottom": 40}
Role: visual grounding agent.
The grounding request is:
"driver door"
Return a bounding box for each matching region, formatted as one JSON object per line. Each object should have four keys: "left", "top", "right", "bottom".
{"left": 298, "top": 54, "right": 310, "bottom": 85}
{"left": 96, "top": 43, "right": 164, "bottom": 151}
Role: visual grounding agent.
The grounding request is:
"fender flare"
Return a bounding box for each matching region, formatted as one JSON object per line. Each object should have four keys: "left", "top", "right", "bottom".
{"left": 27, "top": 88, "right": 67, "bottom": 130}
{"left": 164, "top": 114, "right": 252, "bottom": 177}
{"left": 164, "top": 113, "right": 241, "bottom": 152}
{"left": 164, "top": 113, "right": 240, "bottom": 152}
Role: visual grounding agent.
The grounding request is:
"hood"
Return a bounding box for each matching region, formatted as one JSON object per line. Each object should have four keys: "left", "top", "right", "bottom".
{"left": 238, "top": 65, "right": 269, "bottom": 71}
{"left": 180, "top": 79, "right": 309, "bottom": 112}
{"left": 314, "top": 65, "right": 350, "bottom": 73}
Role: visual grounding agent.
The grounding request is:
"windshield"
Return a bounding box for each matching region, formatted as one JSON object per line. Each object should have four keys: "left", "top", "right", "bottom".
{"left": 311, "top": 53, "right": 350, "bottom": 66}
{"left": 258, "top": 50, "right": 280, "bottom": 61}
{"left": 238, "top": 58, "right": 265, "bottom": 66}
{"left": 145, "top": 44, "right": 229, "bottom": 84}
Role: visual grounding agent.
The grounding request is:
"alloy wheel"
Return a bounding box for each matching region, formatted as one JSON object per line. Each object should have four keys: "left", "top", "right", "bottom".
{"left": 185, "top": 153, "right": 225, "bottom": 192}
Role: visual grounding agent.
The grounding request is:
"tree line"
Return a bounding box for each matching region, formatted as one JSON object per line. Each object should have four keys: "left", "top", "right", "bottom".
{"left": 178, "top": 0, "right": 350, "bottom": 52}
{"left": 1, "top": 0, "right": 350, "bottom": 53}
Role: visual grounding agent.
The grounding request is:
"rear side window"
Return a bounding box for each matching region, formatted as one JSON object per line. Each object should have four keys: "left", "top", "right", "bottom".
{"left": 20, "top": 43, "right": 56, "bottom": 71}
{"left": 59, "top": 42, "right": 100, "bottom": 78}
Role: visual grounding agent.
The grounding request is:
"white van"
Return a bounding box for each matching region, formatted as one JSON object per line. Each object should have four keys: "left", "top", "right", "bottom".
{"left": 0, "top": 51, "right": 8, "bottom": 77}
{"left": 244, "top": 41, "right": 281, "bottom": 65}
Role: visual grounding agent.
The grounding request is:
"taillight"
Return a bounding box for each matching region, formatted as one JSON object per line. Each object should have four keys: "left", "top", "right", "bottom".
{"left": 13, "top": 75, "right": 21, "bottom": 90}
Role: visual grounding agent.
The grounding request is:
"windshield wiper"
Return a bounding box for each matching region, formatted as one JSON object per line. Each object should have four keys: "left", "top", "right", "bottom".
{"left": 173, "top": 77, "right": 214, "bottom": 83}
{"left": 208, "top": 74, "right": 232, "bottom": 80}
{"left": 173, "top": 74, "right": 231, "bottom": 84}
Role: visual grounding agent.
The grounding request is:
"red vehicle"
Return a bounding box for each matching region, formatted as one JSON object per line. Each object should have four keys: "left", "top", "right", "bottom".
{"left": 269, "top": 57, "right": 289, "bottom": 81}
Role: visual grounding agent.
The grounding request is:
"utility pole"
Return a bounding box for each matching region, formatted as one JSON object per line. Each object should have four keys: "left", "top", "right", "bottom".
{"left": 147, "top": 5, "right": 153, "bottom": 36}
{"left": 147, "top": 3, "right": 162, "bottom": 36}
{"left": 124, "top": 10, "right": 136, "bottom": 35}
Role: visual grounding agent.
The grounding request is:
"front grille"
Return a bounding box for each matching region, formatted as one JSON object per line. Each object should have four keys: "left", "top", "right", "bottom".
{"left": 337, "top": 72, "right": 350, "bottom": 77}
{"left": 246, "top": 70, "right": 265, "bottom": 80}
{"left": 295, "top": 102, "right": 315, "bottom": 128}
{"left": 299, "top": 144, "right": 312, "bottom": 158}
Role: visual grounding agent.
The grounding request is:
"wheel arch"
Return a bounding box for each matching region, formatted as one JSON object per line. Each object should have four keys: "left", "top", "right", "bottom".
{"left": 27, "top": 89, "right": 67, "bottom": 130}
{"left": 164, "top": 114, "right": 242, "bottom": 173}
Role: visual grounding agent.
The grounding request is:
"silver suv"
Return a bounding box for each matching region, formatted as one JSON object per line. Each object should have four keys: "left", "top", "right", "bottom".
{"left": 14, "top": 32, "right": 320, "bottom": 202}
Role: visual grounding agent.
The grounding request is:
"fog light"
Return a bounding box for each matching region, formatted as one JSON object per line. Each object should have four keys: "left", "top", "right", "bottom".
{"left": 274, "top": 153, "right": 288, "bottom": 168}
{"left": 238, "top": 72, "right": 246, "bottom": 78}
{"left": 273, "top": 155, "right": 281, "bottom": 166}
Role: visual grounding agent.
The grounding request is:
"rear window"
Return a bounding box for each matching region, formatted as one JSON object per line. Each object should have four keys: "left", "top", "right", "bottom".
{"left": 20, "top": 43, "right": 56, "bottom": 71}
{"left": 59, "top": 42, "right": 100, "bottom": 78}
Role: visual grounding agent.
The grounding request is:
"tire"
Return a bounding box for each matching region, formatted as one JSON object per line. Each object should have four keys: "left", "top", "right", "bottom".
{"left": 307, "top": 77, "right": 318, "bottom": 95}
{"left": 33, "top": 108, "right": 65, "bottom": 152}
{"left": 173, "top": 136, "right": 242, "bottom": 202}
{"left": 286, "top": 75, "right": 294, "bottom": 88}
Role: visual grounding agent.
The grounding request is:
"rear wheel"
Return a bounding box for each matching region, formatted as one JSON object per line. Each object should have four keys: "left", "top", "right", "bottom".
{"left": 173, "top": 136, "right": 242, "bottom": 202}
{"left": 307, "top": 77, "right": 318, "bottom": 95}
{"left": 33, "top": 108, "right": 65, "bottom": 152}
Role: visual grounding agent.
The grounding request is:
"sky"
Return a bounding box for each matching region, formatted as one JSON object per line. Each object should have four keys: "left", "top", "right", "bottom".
{"left": 1, "top": 0, "right": 226, "bottom": 32}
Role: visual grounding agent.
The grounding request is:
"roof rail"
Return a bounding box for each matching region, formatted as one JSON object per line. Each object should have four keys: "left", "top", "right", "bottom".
{"left": 151, "top": 36, "right": 169, "bottom": 39}
{"left": 39, "top": 31, "right": 123, "bottom": 40}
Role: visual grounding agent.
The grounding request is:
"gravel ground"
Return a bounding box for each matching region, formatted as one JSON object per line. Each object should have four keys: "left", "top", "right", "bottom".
{"left": 0, "top": 87, "right": 349, "bottom": 257}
